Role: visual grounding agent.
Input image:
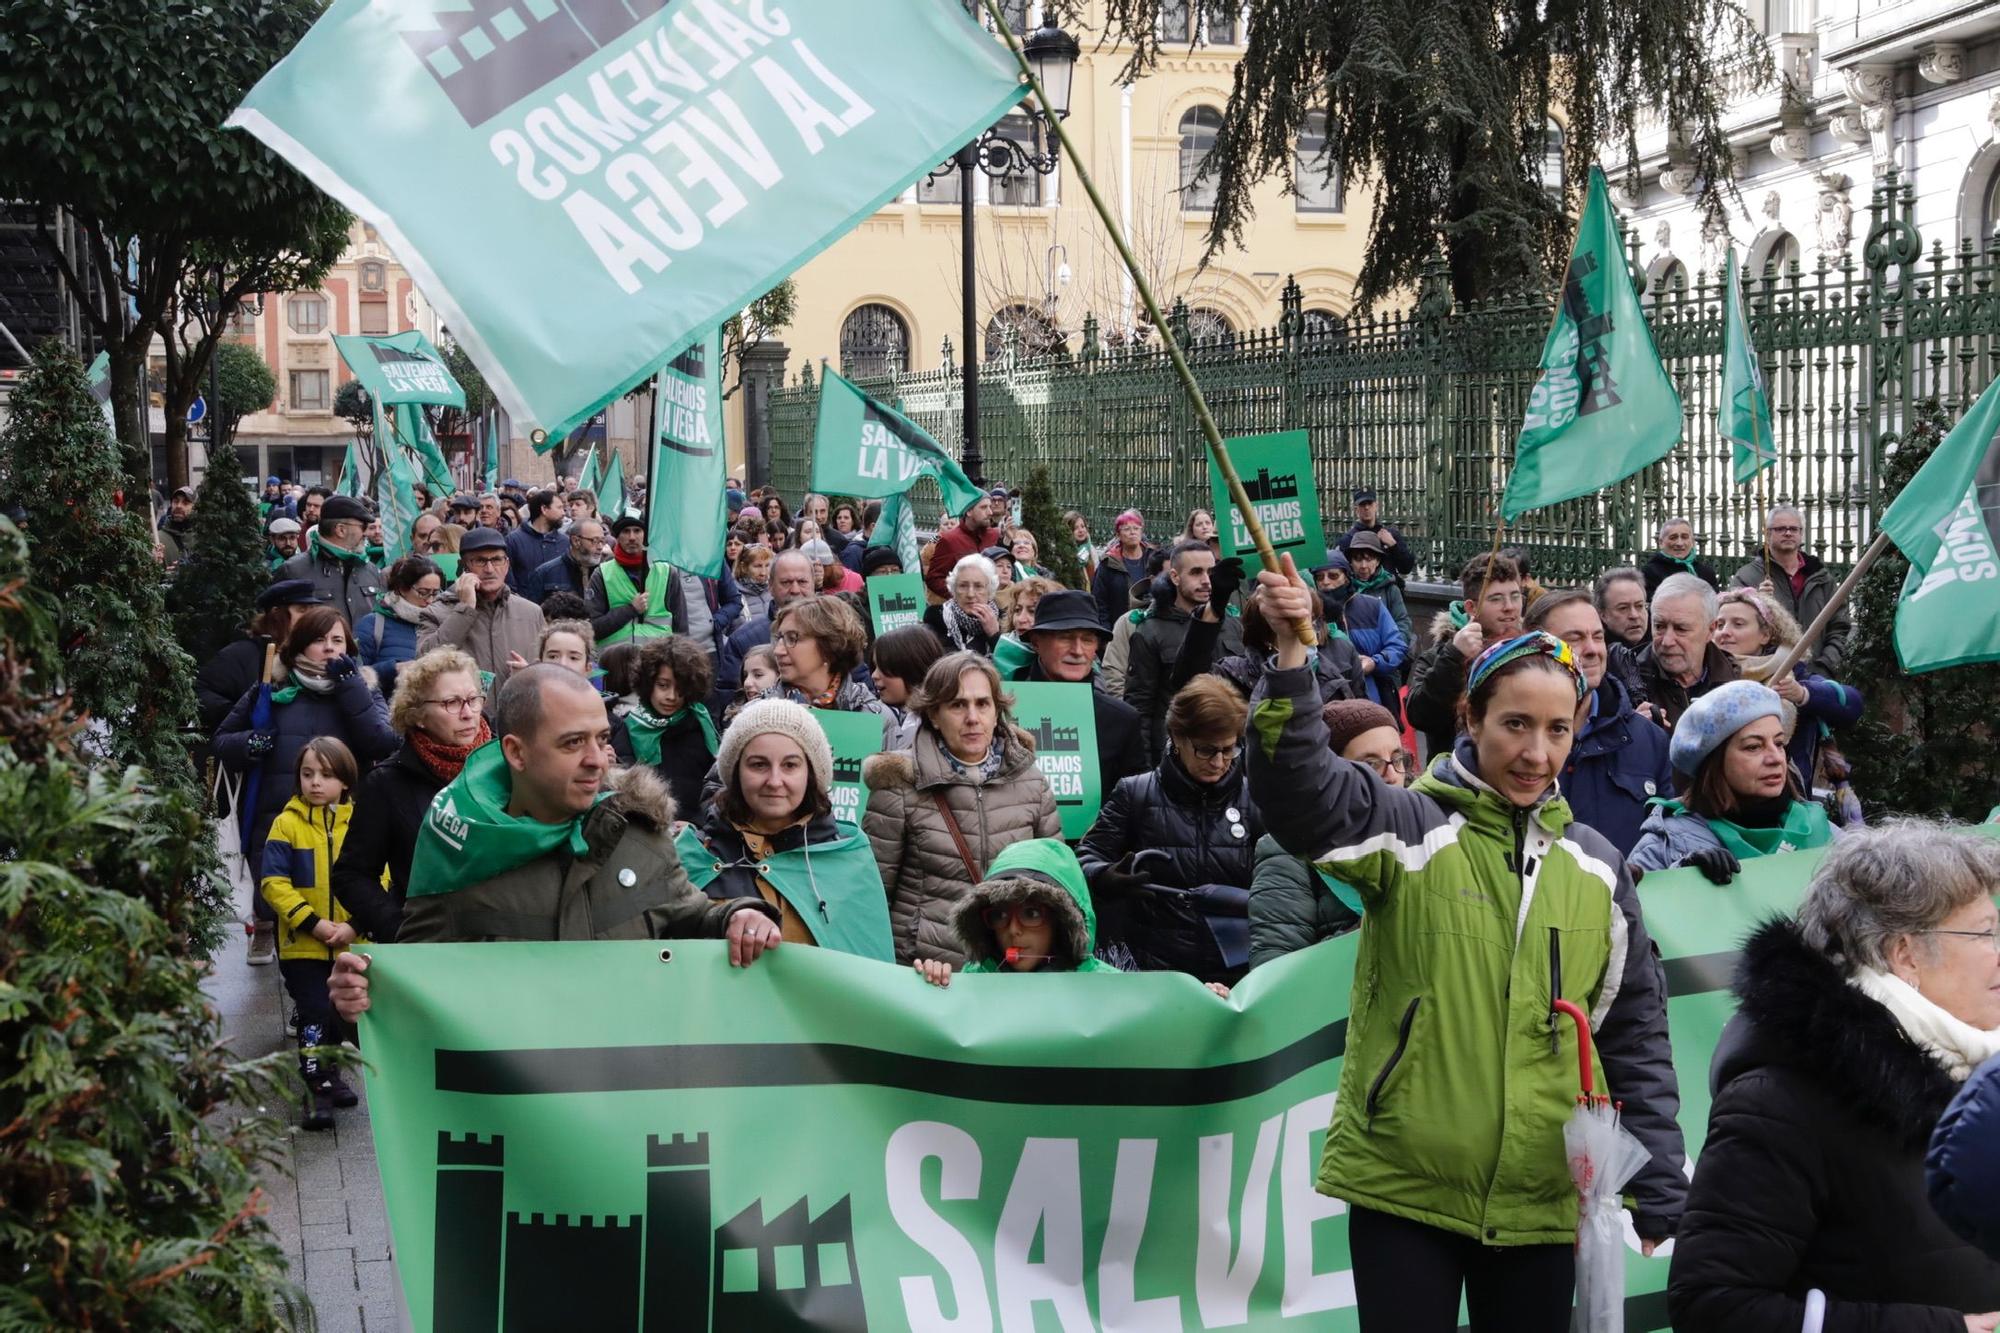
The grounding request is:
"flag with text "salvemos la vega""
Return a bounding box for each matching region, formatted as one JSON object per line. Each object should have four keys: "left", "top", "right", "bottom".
{"left": 812, "top": 367, "right": 985, "bottom": 514}
{"left": 1500, "top": 167, "right": 1683, "bottom": 521}
{"left": 228, "top": 0, "right": 1029, "bottom": 438}
{"left": 1880, "top": 375, "right": 2000, "bottom": 672}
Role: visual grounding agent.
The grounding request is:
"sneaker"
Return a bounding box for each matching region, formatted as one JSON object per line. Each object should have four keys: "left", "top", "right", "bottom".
{"left": 246, "top": 922, "right": 277, "bottom": 967}
{"left": 301, "top": 1083, "right": 336, "bottom": 1132}
{"left": 325, "top": 1071, "right": 359, "bottom": 1108}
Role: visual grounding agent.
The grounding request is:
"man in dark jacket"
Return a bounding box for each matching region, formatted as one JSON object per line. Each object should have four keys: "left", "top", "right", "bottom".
{"left": 924, "top": 493, "right": 996, "bottom": 598}
{"left": 1640, "top": 517, "right": 1721, "bottom": 596}
{"left": 526, "top": 518, "right": 606, "bottom": 603}
{"left": 587, "top": 515, "right": 688, "bottom": 648}
{"left": 1336, "top": 488, "right": 1416, "bottom": 578}
{"left": 1529, "top": 590, "right": 1672, "bottom": 855}
{"left": 1406, "top": 552, "right": 1525, "bottom": 759}
{"left": 1629, "top": 573, "right": 1738, "bottom": 728}
{"left": 1126, "top": 540, "right": 1243, "bottom": 759}
{"left": 1730, "top": 504, "right": 1852, "bottom": 676}
{"left": 194, "top": 579, "right": 324, "bottom": 734}
{"left": 1008, "top": 591, "right": 1149, "bottom": 801}
{"left": 278, "top": 494, "right": 383, "bottom": 628}
{"left": 327, "top": 666, "right": 782, "bottom": 1020}
{"left": 504, "top": 487, "right": 568, "bottom": 592}
{"left": 157, "top": 485, "right": 197, "bottom": 564}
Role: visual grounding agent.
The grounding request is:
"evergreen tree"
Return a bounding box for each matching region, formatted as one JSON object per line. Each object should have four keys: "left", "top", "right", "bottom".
{"left": 168, "top": 441, "right": 269, "bottom": 665}
{"left": 1844, "top": 397, "right": 1999, "bottom": 821}
{"left": 1019, "top": 464, "right": 1083, "bottom": 588}
{"left": 0, "top": 515, "right": 303, "bottom": 1328}
{"left": 214, "top": 341, "right": 277, "bottom": 454}
{"left": 0, "top": 341, "right": 200, "bottom": 791}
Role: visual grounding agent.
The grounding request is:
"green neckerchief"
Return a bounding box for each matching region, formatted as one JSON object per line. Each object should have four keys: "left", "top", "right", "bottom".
{"left": 309, "top": 529, "right": 368, "bottom": 566}
{"left": 993, "top": 633, "right": 1034, "bottom": 680}
{"left": 624, "top": 702, "right": 719, "bottom": 766}
{"left": 1351, "top": 567, "right": 1396, "bottom": 596}
{"left": 1655, "top": 797, "right": 1833, "bottom": 861}
{"left": 406, "top": 741, "right": 612, "bottom": 898}
{"left": 674, "top": 823, "right": 893, "bottom": 962}
{"left": 366, "top": 542, "right": 387, "bottom": 565}
{"left": 1654, "top": 549, "right": 1700, "bottom": 577}
{"left": 268, "top": 666, "right": 333, "bottom": 706}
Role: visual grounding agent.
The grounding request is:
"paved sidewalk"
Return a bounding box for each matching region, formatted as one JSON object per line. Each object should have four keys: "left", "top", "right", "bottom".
{"left": 204, "top": 889, "right": 400, "bottom": 1333}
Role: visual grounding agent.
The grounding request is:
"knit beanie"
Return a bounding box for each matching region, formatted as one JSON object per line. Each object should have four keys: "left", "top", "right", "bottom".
{"left": 860, "top": 545, "right": 904, "bottom": 577}
{"left": 1668, "top": 680, "right": 1785, "bottom": 778}
{"left": 1322, "top": 699, "right": 1398, "bottom": 757}
{"left": 717, "top": 698, "right": 834, "bottom": 795}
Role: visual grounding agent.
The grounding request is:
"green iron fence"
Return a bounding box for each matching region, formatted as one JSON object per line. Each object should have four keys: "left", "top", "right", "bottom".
{"left": 768, "top": 171, "right": 2000, "bottom": 585}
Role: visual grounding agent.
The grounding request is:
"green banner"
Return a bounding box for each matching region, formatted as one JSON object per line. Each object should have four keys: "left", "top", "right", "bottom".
{"left": 1720, "top": 250, "right": 1776, "bottom": 485}
{"left": 811, "top": 708, "right": 882, "bottom": 828}
{"left": 229, "top": 1, "right": 1027, "bottom": 438}
{"left": 866, "top": 572, "right": 925, "bottom": 635}
{"left": 336, "top": 438, "right": 367, "bottom": 498}
{"left": 360, "top": 849, "right": 1835, "bottom": 1332}
{"left": 812, "top": 369, "right": 983, "bottom": 514}
{"left": 869, "top": 489, "right": 921, "bottom": 570}
{"left": 391, "top": 401, "right": 458, "bottom": 503}
{"left": 1207, "top": 429, "right": 1322, "bottom": 562}
{"left": 1007, "top": 681, "right": 1101, "bottom": 840}
{"left": 576, "top": 442, "right": 602, "bottom": 498}
{"left": 1882, "top": 375, "right": 2000, "bottom": 671}
{"left": 1500, "top": 167, "right": 1682, "bottom": 521}
{"left": 649, "top": 330, "right": 730, "bottom": 579}
{"left": 334, "top": 330, "right": 466, "bottom": 409}
{"left": 370, "top": 406, "right": 422, "bottom": 563}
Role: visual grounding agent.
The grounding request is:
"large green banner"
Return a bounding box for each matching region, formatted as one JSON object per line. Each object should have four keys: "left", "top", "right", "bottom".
{"left": 1208, "top": 429, "right": 1323, "bottom": 563}
{"left": 1007, "top": 681, "right": 1101, "bottom": 840}
{"left": 361, "top": 851, "right": 1830, "bottom": 1331}
{"left": 648, "top": 331, "right": 729, "bottom": 578}
{"left": 229, "top": 1, "right": 1027, "bottom": 437}
{"left": 811, "top": 708, "right": 882, "bottom": 828}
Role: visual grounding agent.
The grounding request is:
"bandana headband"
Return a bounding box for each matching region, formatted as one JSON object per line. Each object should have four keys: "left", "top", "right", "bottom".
{"left": 1466, "top": 630, "right": 1588, "bottom": 702}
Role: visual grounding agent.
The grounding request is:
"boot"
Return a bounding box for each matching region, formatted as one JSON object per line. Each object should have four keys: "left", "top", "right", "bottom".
{"left": 325, "top": 1070, "right": 359, "bottom": 1108}
{"left": 246, "top": 921, "right": 277, "bottom": 966}
{"left": 300, "top": 1081, "right": 336, "bottom": 1131}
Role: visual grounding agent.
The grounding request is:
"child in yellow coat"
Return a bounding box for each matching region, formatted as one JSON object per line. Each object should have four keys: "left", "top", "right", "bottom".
{"left": 260, "top": 736, "right": 360, "bottom": 1130}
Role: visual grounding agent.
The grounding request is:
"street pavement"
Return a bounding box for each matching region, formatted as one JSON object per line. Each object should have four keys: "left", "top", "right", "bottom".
{"left": 204, "top": 884, "right": 401, "bottom": 1333}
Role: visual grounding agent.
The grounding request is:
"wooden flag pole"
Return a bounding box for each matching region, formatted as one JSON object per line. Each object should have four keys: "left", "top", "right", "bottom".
{"left": 1768, "top": 530, "right": 1891, "bottom": 679}
{"left": 980, "top": 0, "right": 1315, "bottom": 646}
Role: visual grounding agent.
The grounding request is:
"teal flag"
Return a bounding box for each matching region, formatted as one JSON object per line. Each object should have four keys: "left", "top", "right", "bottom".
{"left": 370, "top": 405, "right": 421, "bottom": 562}
{"left": 575, "top": 442, "right": 601, "bottom": 497}
{"left": 648, "top": 330, "right": 729, "bottom": 578}
{"left": 1207, "top": 429, "right": 1323, "bottom": 562}
{"left": 812, "top": 368, "right": 982, "bottom": 514}
{"left": 336, "top": 439, "right": 367, "bottom": 497}
{"left": 811, "top": 708, "right": 882, "bottom": 828}
{"left": 480, "top": 416, "right": 499, "bottom": 494}
{"left": 1721, "top": 251, "right": 1777, "bottom": 484}
{"left": 598, "top": 446, "right": 626, "bottom": 518}
{"left": 228, "top": 1, "right": 1027, "bottom": 438}
{"left": 1008, "top": 681, "right": 1102, "bottom": 839}
{"left": 389, "top": 402, "right": 456, "bottom": 501}
{"left": 333, "top": 331, "right": 465, "bottom": 409}
{"left": 869, "top": 489, "right": 921, "bottom": 570}
{"left": 86, "top": 350, "right": 115, "bottom": 432}
{"left": 358, "top": 847, "right": 1853, "bottom": 1332}
{"left": 866, "top": 572, "right": 925, "bottom": 635}
{"left": 1881, "top": 377, "right": 2000, "bottom": 671}
{"left": 1501, "top": 168, "right": 1683, "bottom": 520}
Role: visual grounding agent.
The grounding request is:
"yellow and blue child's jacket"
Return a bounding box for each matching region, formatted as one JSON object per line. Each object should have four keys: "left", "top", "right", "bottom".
{"left": 259, "top": 796, "right": 355, "bottom": 961}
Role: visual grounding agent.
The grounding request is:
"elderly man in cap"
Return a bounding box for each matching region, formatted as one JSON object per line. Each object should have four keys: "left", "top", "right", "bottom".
{"left": 1338, "top": 487, "right": 1416, "bottom": 579}
{"left": 588, "top": 514, "right": 687, "bottom": 648}
{"left": 193, "top": 578, "right": 324, "bottom": 734}
{"left": 418, "top": 527, "right": 545, "bottom": 691}
{"left": 278, "top": 494, "right": 384, "bottom": 627}
{"left": 266, "top": 516, "right": 303, "bottom": 572}
{"left": 1005, "top": 589, "right": 1149, "bottom": 799}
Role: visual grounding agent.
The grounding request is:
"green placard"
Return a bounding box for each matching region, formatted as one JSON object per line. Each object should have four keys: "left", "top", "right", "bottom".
{"left": 811, "top": 708, "right": 883, "bottom": 828}
{"left": 866, "top": 572, "right": 925, "bottom": 635}
{"left": 1208, "top": 428, "right": 1324, "bottom": 561}
{"left": 1008, "top": 681, "right": 1102, "bottom": 840}
{"left": 358, "top": 847, "right": 1854, "bottom": 1332}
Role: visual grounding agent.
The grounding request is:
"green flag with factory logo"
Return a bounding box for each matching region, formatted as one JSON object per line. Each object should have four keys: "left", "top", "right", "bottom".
{"left": 811, "top": 708, "right": 882, "bottom": 828}
{"left": 1720, "top": 250, "right": 1777, "bottom": 484}
{"left": 866, "top": 572, "right": 925, "bottom": 635}
{"left": 868, "top": 489, "right": 921, "bottom": 570}
{"left": 812, "top": 368, "right": 983, "bottom": 515}
{"left": 647, "top": 328, "right": 728, "bottom": 578}
{"left": 228, "top": 1, "right": 1028, "bottom": 439}
{"left": 1207, "top": 429, "right": 1321, "bottom": 562}
{"left": 1501, "top": 168, "right": 1682, "bottom": 520}
{"left": 1881, "top": 377, "right": 2000, "bottom": 671}
{"left": 1008, "top": 681, "right": 1101, "bottom": 839}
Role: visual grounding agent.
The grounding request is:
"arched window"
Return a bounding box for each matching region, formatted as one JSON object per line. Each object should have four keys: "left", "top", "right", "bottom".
{"left": 985, "top": 304, "right": 1064, "bottom": 361}
{"left": 1538, "top": 120, "right": 1565, "bottom": 196}
{"left": 1750, "top": 230, "right": 1802, "bottom": 281}
{"left": 1294, "top": 111, "right": 1342, "bottom": 213}
{"left": 1981, "top": 164, "right": 2000, "bottom": 241}
{"left": 1186, "top": 306, "right": 1235, "bottom": 345}
{"left": 1645, "top": 258, "right": 1688, "bottom": 304}
{"left": 1301, "top": 308, "right": 1346, "bottom": 342}
{"left": 1179, "top": 107, "right": 1223, "bottom": 212}
{"left": 839, "top": 304, "right": 911, "bottom": 378}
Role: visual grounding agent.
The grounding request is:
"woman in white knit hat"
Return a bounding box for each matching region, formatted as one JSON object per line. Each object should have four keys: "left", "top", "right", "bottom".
{"left": 673, "top": 698, "right": 893, "bottom": 962}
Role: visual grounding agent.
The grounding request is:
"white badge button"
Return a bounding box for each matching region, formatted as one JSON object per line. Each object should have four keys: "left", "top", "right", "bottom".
{"left": 618, "top": 867, "right": 637, "bottom": 887}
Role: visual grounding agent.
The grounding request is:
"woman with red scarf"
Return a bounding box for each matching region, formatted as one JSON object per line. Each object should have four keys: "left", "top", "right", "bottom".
{"left": 332, "top": 647, "right": 490, "bottom": 940}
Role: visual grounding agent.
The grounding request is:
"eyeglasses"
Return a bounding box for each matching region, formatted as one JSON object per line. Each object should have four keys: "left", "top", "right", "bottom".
{"left": 983, "top": 902, "right": 1049, "bottom": 930}
{"left": 1188, "top": 740, "right": 1241, "bottom": 763}
{"left": 1768, "top": 525, "right": 1802, "bottom": 535}
{"left": 423, "top": 695, "right": 483, "bottom": 715}
{"left": 1929, "top": 926, "right": 2000, "bottom": 952}
{"left": 465, "top": 555, "right": 508, "bottom": 570}
{"left": 407, "top": 585, "right": 441, "bottom": 601}
{"left": 774, "top": 630, "right": 808, "bottom": 647}
{"left": 1360, "top": 752, "right": 1416, "bottom": 777}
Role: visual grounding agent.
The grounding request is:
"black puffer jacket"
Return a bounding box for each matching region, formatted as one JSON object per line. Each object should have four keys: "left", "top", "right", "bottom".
{"left": 1077, "top": 751, "right": 1262, "bottom": 986}
{"left": 1669, "top": 918, "right": 2000, "bottom": 1331}
{"left": 330, "top": 740, "right": 441, "bottom": 941}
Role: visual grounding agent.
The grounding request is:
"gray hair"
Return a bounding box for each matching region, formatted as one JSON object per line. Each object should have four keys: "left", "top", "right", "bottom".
{"left": 1658, "top": 516, "right": 1693, "bottom": 533}
{"left": 949, "top": 552, "right": 998, "bottom": 595}
{"left": 1765, "top": 504, "right": 1804, "bottom": 528}
{"left": 1592, "top": 566, "right": 1644, "bottom": 608}
{"left": 1652, "top": 572, "right": 1718, "bottom": 626}
{"left": 1796, "top": 820, "right": 2000, "bottom": 973}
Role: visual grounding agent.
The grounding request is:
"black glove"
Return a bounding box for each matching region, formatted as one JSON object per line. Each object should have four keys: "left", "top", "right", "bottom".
{"left": 325, "top": 654, "right": 359, "bottom": 683}
{"left": 1208, "top": 557, "right": 1245, "bottom": 617}
{"left": 1092, "top": 857, "right": 1151, "bottom": 901}
{"left": 245, "top": 731, "right": 276, "bottom": 760}
{"left": 1681, "top": 845, "right": 1741, "bottom": 885}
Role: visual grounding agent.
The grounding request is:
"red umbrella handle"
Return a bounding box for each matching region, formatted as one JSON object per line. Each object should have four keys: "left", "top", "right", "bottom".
{"left": 1551, "top": 999, "right": 1593, "bottom": 1099}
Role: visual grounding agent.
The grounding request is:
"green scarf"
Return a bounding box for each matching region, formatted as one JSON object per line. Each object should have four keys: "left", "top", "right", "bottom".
{"left": 1447, "top": 599, "right": 1469, "bottom": 629}
{"left": 268, "top": 665, "right": 336, "bottom": 705}
{"left": 1351, "top": 566, "right": 1396, "bottom": 596}
{"left": 1658, "top": 797, "right": 1833, "bottom": 861}
{"left": 674, "top": 824, "right": 893, "bottom": 962}
{"left": 624, "top": 703, "right": 719, "bottom": 766}
{"left": 406, "top": 741, "right": 611, "bottom": 898}
{"left": 992, "top": 633, "right": 1034, "bottom": 680}
{"left": 309, "top": 529, "right": 368, "bottom": 566}
{"left": 1654, "top": 549, "right": 1701, "bottom": 577}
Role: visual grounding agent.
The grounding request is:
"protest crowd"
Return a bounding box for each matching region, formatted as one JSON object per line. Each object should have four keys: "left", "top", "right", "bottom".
{"left": 157, "top": 448, "right": 2000, "bottom": 1331}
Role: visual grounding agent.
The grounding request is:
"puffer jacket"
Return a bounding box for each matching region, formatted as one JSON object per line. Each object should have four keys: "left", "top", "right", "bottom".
{"left": 1627, "top": 797, "right": 1832, "bottom": 875}
{"left": 1248, "top": 662, "right": 1685, "bottom": 1245}
{"left": 1931, "top": 1053, "right": 2000, "bottom": 1262}
{"left": 1247, "top": 833, "right": 1360, "bottom": 969}
{"left": 1338, "top": 590, "right": 1409, "bottom": 716}
{"left": 1173, "top": 610, "right": 1364, "bottom": 713}
{"left": 397, "top": 765, "right": 775, "bottom": 943}
{"left": 1126, "top": 603, "right": 1245, "bottom": 758}
{"left": 1560, "top": 675, "right": 1674, "bottom": 856}
{"left": 861, "top": 723, "right": 1061, "bottom": 966}
{"left": 1670, "top": 919, "right": 2000, "bottom": 1330}
{"left": 1078, "top": 751, "right": 1263, "bottom": 986}
{"left": 355, "top": 602, "right": 423, "bottom": 669}
{"left": 259, "top": 796, "right": 355, "bottom": 961}
{"left": 417, "top": 585, "right": 545, "bottom": 692}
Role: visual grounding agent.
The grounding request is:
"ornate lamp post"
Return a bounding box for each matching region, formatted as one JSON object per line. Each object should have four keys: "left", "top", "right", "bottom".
{"left": 929, "top": 18, "right": 1078, "bottom": 485}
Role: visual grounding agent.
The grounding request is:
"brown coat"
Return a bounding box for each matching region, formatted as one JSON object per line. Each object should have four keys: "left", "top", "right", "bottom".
{"left": 862, "top": 723, "right": 1061, "bottom": 966}
{"left": 417, "top": 584, "right": 545, "bottom": 692}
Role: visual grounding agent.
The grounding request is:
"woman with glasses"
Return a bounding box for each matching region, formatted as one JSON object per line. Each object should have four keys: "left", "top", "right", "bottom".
{"left": 330, "top": 647, "right": 487, "bottom": 941}
{"left": 768, "top": 594, "right": 897, "bottom": 746}
{"left": 356, "top": 555, "right": 445, "bottom": 672}
{"left": 1671, "top": 821, "right": 2000, "bottom": 1329}
{"left": 1078, "top": 676, "right": 1264, "bottom": 988}
{"left": 1248, "top": 699, "right": 1410, "bottom": 969}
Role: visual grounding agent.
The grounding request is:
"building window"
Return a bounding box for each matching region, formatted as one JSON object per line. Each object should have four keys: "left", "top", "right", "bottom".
{"left": 1294, "top": 111, "right": 1342, "bottom": 213}
{"left": 1187, "top": 306, "right": 1235, "bottom": 345}
{"left": 918, "top": 163, "right": 963, "bottom": 204}
{"left": 1158, "top": 0, "right": 1193, "bottom": 41}
{"left": 839, "top": 304, "right": 911, "bottom": 378}
{"left": 359, "top": 260, "right": 386, "bottom": 292}
{"left": 1302, "top": 308, "right": 1346, "bottom": 343}
{"left": 985, "top": 304, "right": 1064, "bottom": 361}
{"left": 989, "top": 113, "right": 1047, "bottom": 206}
{"left": 289, "top": 369, "right": 330, "bottom": 411}
{"left": 1207, "top": 7, "right": 1241, "bottom": 43}
{"left": 1751, "top": 230, "right": 1801, "bottom": 280}
{"left": 225, "top": 300, "right": 258, "bottom": 337}
{"left": 995, "top": 0, "right": 1030, "bottom": 33}
{"left": 287, "top": 294, "right": 328, "bottom": 335}
{"left": 1538, "top": 120, "right": 1565, "bottom": 197}
{"left": 1179, "top": 106, "right": 1223, "bottom": 212}
{"left": 359, "top": 296, "right": 390, "bottom": 336}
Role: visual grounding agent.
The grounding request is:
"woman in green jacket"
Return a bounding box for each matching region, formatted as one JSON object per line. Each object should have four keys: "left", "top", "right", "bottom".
{"left": 1247, "top": 564, "right": 1684, "bottom": 1332}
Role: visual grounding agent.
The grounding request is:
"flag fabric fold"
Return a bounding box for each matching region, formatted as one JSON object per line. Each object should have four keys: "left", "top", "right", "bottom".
{"left": 1500, "top": 167, "right": 1683, "bottom": 521}
{"left": 869, "top": 489, "right": 921, "bottom": 571}
{"left": 1721, "top": 250, "right": 1777, "bottom": 485}
{"left": 646, "top": 329, "right": 728, "bottom": 579}
{"left": 1880, "top": 378, "right": 2000, "bottom": 671}
{"left": 598, "top": 446, "right": 626, "bottom": 519}
{"left": 811, "top": 368, "right": 982, "bottom": 515}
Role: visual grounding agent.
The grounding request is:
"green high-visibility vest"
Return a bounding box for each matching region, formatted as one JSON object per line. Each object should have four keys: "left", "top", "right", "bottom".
{"left": 599, "top": 558, "right": 674, "bottom": 645}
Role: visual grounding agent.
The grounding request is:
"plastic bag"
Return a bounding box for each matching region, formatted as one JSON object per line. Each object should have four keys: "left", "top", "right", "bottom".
{"left": 212, "top": 765, "right": 257, "bottom": 907}
{"left": 1566, "top": 1102, "right": 1652, "bottom": 1333}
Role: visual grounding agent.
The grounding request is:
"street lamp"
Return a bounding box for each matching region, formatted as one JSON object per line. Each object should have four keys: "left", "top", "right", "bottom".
{"left": 927, "top": 17, "right": 1078, "bottom": 486}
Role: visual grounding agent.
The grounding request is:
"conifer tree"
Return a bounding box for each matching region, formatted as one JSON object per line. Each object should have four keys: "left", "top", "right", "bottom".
{"left": 1020, "top": 464, "right": 1083, "bottom": 588}
{"left": 169, "top": 440, "right": 269, "bottom": 665}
